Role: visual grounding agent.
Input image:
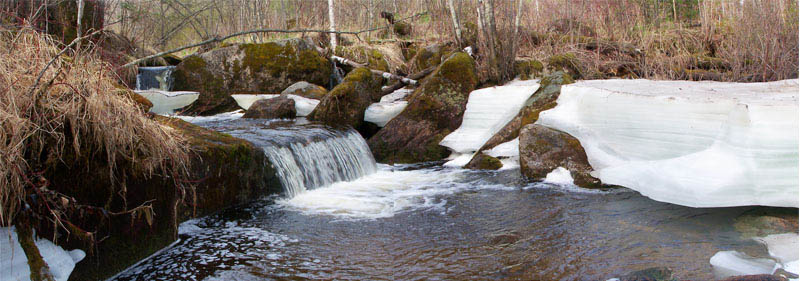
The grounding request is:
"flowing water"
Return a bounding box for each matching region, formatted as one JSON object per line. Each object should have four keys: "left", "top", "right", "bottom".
{"left": 113, "top": 116, "right": 784, "bottom": 281}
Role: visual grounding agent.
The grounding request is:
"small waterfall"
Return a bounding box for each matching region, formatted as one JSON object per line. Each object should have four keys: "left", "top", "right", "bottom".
{"left": 328, "top": 61, "right": 345, "bottom": 89}
{"left": 137, "top": 66, "right": 176, "bottom": 90}
{"left": 261, "top": 127, "right": 377, "bottom": 198}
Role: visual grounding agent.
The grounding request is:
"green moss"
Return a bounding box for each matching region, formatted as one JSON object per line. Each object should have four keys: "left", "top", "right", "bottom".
{"left": 240, "top": 42, "right": 330, "bottom": 81}
{"left": 15, "top": 223, "right": 54, "bottom": 281}
{"left": 410, "top": 44, "right": 453, "bottom": 73}
{"left": 515, "top": 59, "right": 544, "bottom": 80}
{"left": 335, "top": 46, "right": 390, "bottom": 72}
{"left": 473, "top": 154, "right": 503, "bottom": 170}
{"left": 546, "top": 53, "right": 582, "bottom": 78}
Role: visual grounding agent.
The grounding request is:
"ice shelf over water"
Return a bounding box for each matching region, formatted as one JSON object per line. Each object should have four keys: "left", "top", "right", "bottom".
{"left": 536, "top": 79, "right": 799, "bottom": 208}
{"left": 364, "top": 88, "right": 412, "bottom": 127}
{"left": 135, "top": 90, "right": 199, "bottom": 115}
{"left": 231, "top": 94, "right": 319, "bottom": 117}
{"left": 441, "top": 79, "right": 540, "bottom": 155}
{"left": 1, "top": 227, "right": 85, "bottom": 281}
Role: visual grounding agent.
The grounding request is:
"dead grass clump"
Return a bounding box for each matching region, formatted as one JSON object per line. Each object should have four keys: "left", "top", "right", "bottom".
{"left": 0, "top": 29, "right": 190, "bottom": 226}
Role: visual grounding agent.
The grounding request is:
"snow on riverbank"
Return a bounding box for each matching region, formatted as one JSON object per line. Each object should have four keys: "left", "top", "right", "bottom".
{"left": 1, "top": 227, "right": 85, "bottom": 281}
{"left": 536, "top": 79, "right": 799, "bottom": 208}
{"left": 440, "top": 79, "right": 540, "bottom": 167}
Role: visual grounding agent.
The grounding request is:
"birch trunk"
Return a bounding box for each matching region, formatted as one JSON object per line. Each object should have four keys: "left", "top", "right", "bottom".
{"left": 447, "top": 0, "right": 462, "bottom": 47}
{"left": 76, "top": 0, "right": 84, "bottom": 51}
{"left": 328, "top": 0, "right": 337, "bottom": 49}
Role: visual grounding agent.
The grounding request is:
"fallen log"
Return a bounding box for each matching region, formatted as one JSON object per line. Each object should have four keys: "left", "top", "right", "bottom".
{"left": 380, "top": 67, "right": 435, "bottom": 94}
{"left": 331, "top": 55, "right": 420, "bottom": 86}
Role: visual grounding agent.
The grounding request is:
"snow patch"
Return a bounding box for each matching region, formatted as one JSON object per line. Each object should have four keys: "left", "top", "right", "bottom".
{"left": 135, "top": 90, "right": 199, "bottom": 115}
{"left": 1, "top": 227, "right": 85, "bottom": 281}
{"left": 440, "top": 79, "right": 540, "bottom": 154}
{"left": 364, "top": 88, "right": 412, "bottom": 127}
{"left": 536, "top": 79, "right": 799, "bottom": 208}
{"left": 543, "top": 167, "right": 574, "bottom": 185}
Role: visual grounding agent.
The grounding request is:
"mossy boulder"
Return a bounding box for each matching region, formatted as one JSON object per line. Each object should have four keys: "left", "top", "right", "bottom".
{"left": 465, "top": 71, "right": 573, "bottom": 170}
{"left": 47, "top": 117, "right": 279, "bottom": 280}
{"left": 335, "top": 45, "right": 391, "bottom": 72}
{"left": 546, "top": 53, "right": 583, "bottom": 79}
{"left": 409, "top": 43, "right": 454, "bottom": 73}
{"left": 243, "top": 96, "right": 296, "bottom": 119}
{"left": 280, "top": 81, "right": 327, "bottom": 99}
{"left": 515, "top": 58, "right": 544, "bottom": 80}
{"left": 308, "top": 68, "right": 383, "bottom": 136}
{"left": 519, "top": 124, "right": 602, "bottom": 188}
{"left": 173, "top": 38, "right": 331, "bottom": 115}
{"left": 471, "top": 154, "right": 503, "bottom": 170}
{"left": 368, "top": 52, "right": 478, "bottom": 163}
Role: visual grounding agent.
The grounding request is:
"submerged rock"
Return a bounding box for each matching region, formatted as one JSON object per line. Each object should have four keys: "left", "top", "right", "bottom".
{"left": 369, "top": 52, "right": 478, "bottom": 163}
{"left": 619, "top": 267, "right": 676, "bottom": 281}
{"left": 243, "top": 96, "right": 296, "bottom": 119}
{"left": 308, "top": 68, "right": 383, "bottom": 136}
{"left": 280, "top": 81, "right": 327, "bottom": 99}
{"left": 519, "top": 124, "right": 602, "bottom": 188}
{"left": 173, "top": 38, "right": 331, "bottom": 115}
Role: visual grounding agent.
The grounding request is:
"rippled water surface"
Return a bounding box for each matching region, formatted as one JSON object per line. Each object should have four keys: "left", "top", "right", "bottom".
{"left": 112, "top": 117, "right": 784, "bottom": 281}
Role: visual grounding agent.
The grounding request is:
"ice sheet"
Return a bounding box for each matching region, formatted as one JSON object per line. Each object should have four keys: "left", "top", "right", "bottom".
{"left": 0, "top": 227, "right": 85, "bottom": 281}
{"left": 536, "top": 79, "right": 799, "bottom": 208}
{"left": 440, "top": 79, "right": 540, "bottom": 154}
{"left": 135, "top": 90, "right": 199, "bottom": 115}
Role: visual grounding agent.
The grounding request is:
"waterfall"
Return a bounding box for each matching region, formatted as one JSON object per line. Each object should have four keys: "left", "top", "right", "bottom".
{"left": 137, "top": 66, "right": 176, "bottom": 90}
{"left": 261, "top": 127, "right": 377, "bottom": 198}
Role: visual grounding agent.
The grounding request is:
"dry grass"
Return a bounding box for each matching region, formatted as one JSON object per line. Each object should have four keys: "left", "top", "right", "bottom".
{"left": 0, "top": 29, "right": 190, "bottom": 226}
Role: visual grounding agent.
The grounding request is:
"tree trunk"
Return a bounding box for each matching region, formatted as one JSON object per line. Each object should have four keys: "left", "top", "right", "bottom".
{"left": 328, "top": 0, "right": 337, "bottom": 49}
{"left": 75, "top": 0, "right": 84, "bottom": 51}
{"left": 447, "top": 0, "right": 462, "bottom": 47}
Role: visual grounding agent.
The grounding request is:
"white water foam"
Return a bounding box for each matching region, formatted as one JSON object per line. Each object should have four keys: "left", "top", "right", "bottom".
{"left": 279, "top": 166, "right": 505, "bottom": 219}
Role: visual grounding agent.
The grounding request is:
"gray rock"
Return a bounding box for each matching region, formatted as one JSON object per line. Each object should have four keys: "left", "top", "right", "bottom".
{"left": 243, "top": 97, "right": 296, "bottom": 119}
{"left": 519, "top": 124, "right": 602, "bottom": 188}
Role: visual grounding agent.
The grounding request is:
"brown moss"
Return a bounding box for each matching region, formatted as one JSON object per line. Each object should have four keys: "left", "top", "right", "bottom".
{"left": 472, "top": 154, "right": 503, "bottom": 170}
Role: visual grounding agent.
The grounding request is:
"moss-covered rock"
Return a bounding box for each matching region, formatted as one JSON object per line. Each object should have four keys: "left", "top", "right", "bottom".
{"left": 546, "top": 53, "right": 583, "bottom": 79}
{"left": 368, "top": 52, "right": 478, "bottom": 163}
{"left": 47, "top": 117, "right": 279, "bottom": 280}
{"left": 471, "top": 154, "right": 503, "bottom": 170}
{"left": 519, "top": 124, "right": 602, "bottom": 188}
{"left": 465, "top": 71, "right": 573, "bottom": 170}
{"left": 515, "top": 58, "right": 544, "bottom": 80}
{"left": 733, "top": 208, "right": 799, "bottom": 238}
{"left": 409, "top": 43, "right": 454, "bottom": 73}
{"left": 280, "top": 81, "right": 327, "bottom": 99}
{"left": 308, "top": 68, "right": 382, "bottom": 137}
{"left": 173, "top": 38, "right": 331, "bottom": 115}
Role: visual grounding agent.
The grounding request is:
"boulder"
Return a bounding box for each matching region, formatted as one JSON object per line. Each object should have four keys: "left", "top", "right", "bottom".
{"left": 308, "top": 68, "right": 382, "bottom": 136}
{"left": 515, "top": 58, "right": 544, "bottom": 80}
{"left": 243, "top": 96, "right": 297, "bottom": 119}
{"left": 368, "top": 52, "right": 478, "bottom": 163}
{"left": 173, "top": 38, "right": 331, "bottom": 115}
{"left": 408, "top": 43, "right": 454, "bottom": 73}
{"left": 465, "top": 71, "right": 573, "bottom": 169}
{"left": 335, "top": 45, "right": 391, "bottom": 72}
{"left": 281, "top": 81, "right": 327, "bottom": 99}
{"left": 519, "top": 124, "right": 602, "bottom": 188}
{"left": 48, "top": 117, "right": 279, "bottom": 280}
